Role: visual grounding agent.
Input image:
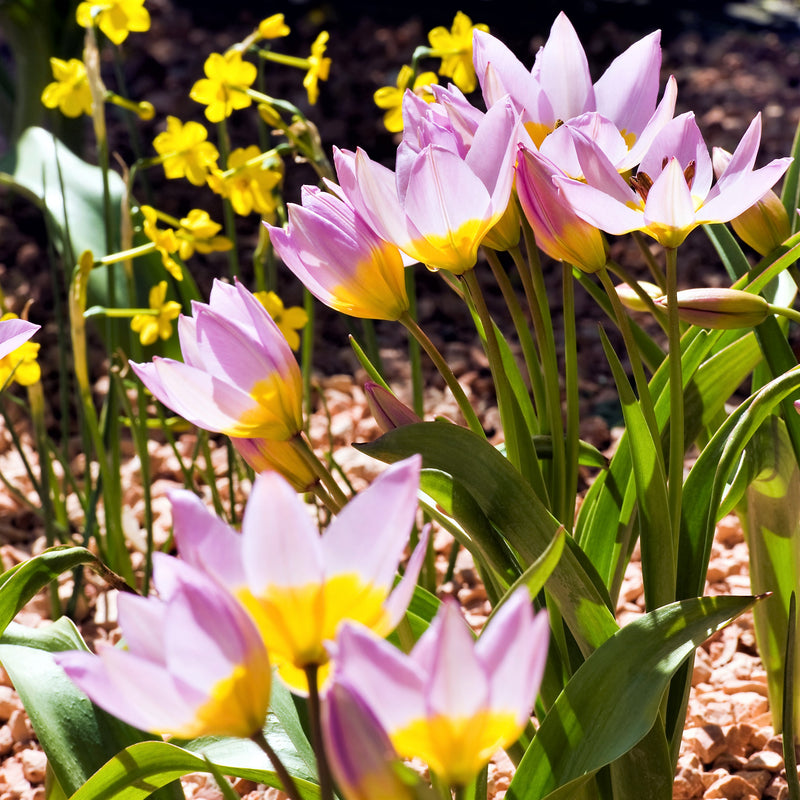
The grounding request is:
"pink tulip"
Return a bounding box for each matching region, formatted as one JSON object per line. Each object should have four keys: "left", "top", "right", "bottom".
{"left": 56, "top": 554, "right": 271, "bottom": 738}
{"left": 0, "top": 318, "right": 39, "bottom": 361}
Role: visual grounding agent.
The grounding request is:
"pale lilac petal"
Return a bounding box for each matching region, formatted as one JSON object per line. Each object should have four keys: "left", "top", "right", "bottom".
{"left": 0, "top": 319, "right": 38, "bottom": 361}
{"left": 477, "top": 591, "right": 549, "bottom": 726}
{"left": 176, "top": 316, "right": 202, "bottom": 368}
{"left": 130, "top": 358, "right": 258, "bottom": 434}
{"left": 620, "top": 76, "right": 678, "bottom": 171}
{"left": 536, "top": 13, "right": 594, "bottom": 121}
{"left": 698, "top": 159, "right": 792, "bottom": 223}
{"left": 430, "top": 83, "right": 484, "bottom": 143}
{"left": 334, "top": 622, "right": 426, "bottom": 732}
{"left": 712, "top": 114, "right": 762, "bottom": 192}
{"left": 643, "top": 158, "right": 697, "bottom": 233}
{"left": 382, "top": 526, "right": 430, "bottom": 628}
{"left": 571, "top": 132, "right": 638, "bottom": 205}
{"left": 473, "top": 30, "right": 539, "bottom": 112}
{"left": 542, "top": 113, "right": 628, "bottom": 177}
{"left": 115, "top": 593, "right": 167, "bottom": 664}
{"left": 639, "top": 112, "right": 712, "bottom": 198}
{"left": 594, "top": 30, "right": 661, "bottom": 136}
{"left": 241, "top": 470, "right": 324, "bottom": 590}
{"left": 465, "top": 97, "right": 518, "bottom": 197}
{"left": 425, "top": 600, "right": 487, "bottom": 719}
{"left": 322, "top": 455, "right": 420, "bottom": 584}
{"left": 555, "top": 175, "right": 644, "bottom": 235}
{"left": 169, "top": 490, "right": 245, "bottom": 587}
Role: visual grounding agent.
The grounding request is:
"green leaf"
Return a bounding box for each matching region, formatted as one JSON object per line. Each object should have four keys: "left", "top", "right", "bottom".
{"left": 0, "top": 546, "right": 97, "bottom": 634}
{"left": 781, "top": 116, "right": 800, "bottom": 231}
{"left": 357, "top": 422, "right": 618, "bottom": 656}
{"left": 507, "top": 594, "right": 757, "bottom": 800}
{"left": 737, "top": 417, "right": 800, "bottom": 733}
{"left": 68, "top": 740, "right": 320, "bottom": 800}
{"left": 783, "top": 594, "right": 799, "bottom": 800}
{"left": 0, "top": 619, "right": 182, "bottom": 800}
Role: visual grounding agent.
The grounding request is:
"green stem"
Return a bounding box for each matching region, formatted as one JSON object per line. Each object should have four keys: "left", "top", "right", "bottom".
{"left": 632, "top": 230, "right": 666, "bottom": 292}
{"left": 398, "top": 311, "right": 483, "bottom": 436}
{"left": 304, "top": 665, "right": 334, "bottom": 800}
{"left": 215, "top": 119, "right": 240, "bottom": 279}
{"left": 484, "top": 248, "right": 545, "bottom": 428}
{"left": 769, "top": 303, "right": 800, "bottom": 326}
{"left": 250, "top": 730, "right": 304, "bottom": 800}
{"left": 405, "top": 268, "right": 424, "bottom": 418}
{"left": 665, "top": 247, "right": 684, "bottom": 544}
{"left": 562, "top": 263, "right": 579, "bottom": 533}
{"left": 289, "top": 434, "right": 348, "bottom": 511}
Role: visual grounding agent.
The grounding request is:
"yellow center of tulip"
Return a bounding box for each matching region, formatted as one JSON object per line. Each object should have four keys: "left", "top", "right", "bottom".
{"left": 237, "top": 574, "right": 391, "bottom": 693}
{"left": 391, "top": 710, "right": 522, "bottom": 787}
{"left": 409, "top": 218, "right": 490, "bottom": 274}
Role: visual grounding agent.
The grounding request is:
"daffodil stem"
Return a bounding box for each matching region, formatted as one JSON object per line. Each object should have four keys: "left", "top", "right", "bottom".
{"left": 665, "top": 246, "right": 684, "bottom": 549}
{"left": 250, "top": 729, "right": 304, "bottom": 800}
{"left": 216, "top": 119, "right": 240, "bottom": 279}
{"left": 398, "top": 311, "right": 484, "bottom": 437}
{"left": 304, "top": 665, "right": 334, "bottom": 800}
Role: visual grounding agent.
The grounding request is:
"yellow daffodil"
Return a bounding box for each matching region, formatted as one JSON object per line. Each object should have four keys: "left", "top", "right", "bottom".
{"left": 76, "top": 0, "right": 150, "bottom": 45}
{"left": 427, "top": 11, "right": 487, "bottom": 94}
{"left": 153, "top": 117, "right": 219, "bottom": 186}
{"left": 0, "top": 315, "right": 41, "bottom": 387}
{"left": 254, "top": 290, "right": 308, "bottom": 350}
{"left": 190, "top": 51, "right": 257, "bottom": 123}
{"left": 175, "top": 209, "right": 232, "bottom": 259}
{"left": 258, "top": 13, "right": 290, "bottom": 39}
{"left": 303, "top": 31, "right": 331, "bottom": 105}
{"left": 208, "top": 146, "right": 283, "bottom": 217}
{"left": 374, "top": 64, "right": 438, "bottom": 133}
{"left": 41, "top": 58, "right": 94, "bottom": 118}
{"left": 140, "top": 206, "right": 182, "bottom": 280}
{"left": 131, "top": 281, "right": 182, "bottom": 346}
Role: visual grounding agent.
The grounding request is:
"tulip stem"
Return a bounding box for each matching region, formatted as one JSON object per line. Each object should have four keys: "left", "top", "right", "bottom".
{"left": 769, "top": 303, "right": 800, "bottom": 326}
{"left": 304, "top": 665, "right": 335, "bottom": 800}
{"left": 665, "top": 246, "right": 683, "bottom": 552}
{"left": 289, "top": 434, "right": 348, "bottom": 512}
{"left": 250, "top": 729, "right": 304, "bottom": 800}
{"left": 398, "top": 311, "right": 484, "bottom": 437}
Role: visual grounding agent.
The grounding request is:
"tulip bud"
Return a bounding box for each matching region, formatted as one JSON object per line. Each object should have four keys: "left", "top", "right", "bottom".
{"left": 614, "top": 281, "right": 663, "bottom": 312}
{"left": 365, "top": 382, "right": 422, "bottom": 432}
{"left": 322, "top": 681, "right": 421, "bottom": 800}
{"left": 713, "top": 147, "right": 791, "bottom": 255}
{"left": 655, "top": 287, "right": 769, "bottom": 329}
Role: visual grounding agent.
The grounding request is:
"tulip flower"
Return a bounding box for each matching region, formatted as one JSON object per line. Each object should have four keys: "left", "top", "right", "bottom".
{"left": 712, "top": 146, "right": 791, "bottom": 255}
{"left": 655, "top": 287, "right": 770, "bottom": 329}
{"left": 334, "top": 94, "right": 519, "bottom": 274}
{"left": 266, "top": 185, "right": 409, "bottom": 321}
{"left": 515, "top": 145, "right": 607, "bottom": 272}
{"left": 55, "top": 553, "right": 271, "bottom": 739}
{"left": 170, "top": 455, "right": 426, "bottom": 695}
{"left": 130, "top": 279, "right": 303, "bottom": 442}
{"left": 473, "top": 15, "right": 676, "bottom": 169}
{"left": 322, "top": 681, "right": 423, "bottom": 800}
{"left": 556, "top": 112, "right": 792, "bottom": 249}
{"left": 231, "top": 437, "right": 317, "bottom": 492}
{"left": 332, "top": 587, "right": 549, "bottom": 787}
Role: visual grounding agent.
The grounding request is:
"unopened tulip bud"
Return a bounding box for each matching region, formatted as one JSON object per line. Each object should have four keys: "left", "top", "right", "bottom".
{"left": 365, "top": 381, "right": 422, "bottom": 432}
{"left": 615, "top": 281, "right": 663, "bottom": 312}
{"left": 713, "top": 147, "right": 791, "bottom": 255}
{"left": 655, "top": 287, "right": 769, "bottom": 329}
{"left": 322, "top": 681, "right": 421, "bottom": 800}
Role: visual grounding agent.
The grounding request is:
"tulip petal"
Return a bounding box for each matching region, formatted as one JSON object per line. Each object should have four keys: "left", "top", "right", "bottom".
{"left": 0, "top": 319, "right": 38, "bottom": 361}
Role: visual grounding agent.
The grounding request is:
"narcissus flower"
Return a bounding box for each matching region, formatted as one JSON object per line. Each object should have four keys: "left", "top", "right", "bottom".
{"left": 76, "top": 0, "right": 150, "bottom": 45}
{"left": 333, "top": 587, "right": 549, "bottom": 787}
{"left": 175, "top": 209, "right": 232, "bottom": 259}
{"left": 713, "top": 146, "right": 791, "bottom": 255}
{"left": 335, "top": 95, "right": 519, "bottom": 274}
{"left": 140, "top": 206, "right": 182, "bottom": 280}
{"left": 556, "top": 112, "right": 792, "bottom": 249}
{"left": 266, "top": 185, "right": 409, "bottom": 320}
{"left": 515, "top": 145, "right": 607, "bottom": 272}
{"left": 170, "top": 455, "right": 426, "bottom": 694}
{"left": 130, "top": 279, "right": 303, "bottom": 442}
{"left": 190, "top": 51, "right": 257, "bottom": 123}
{"left": 258, "top": 13, "right": 290, "bottom": 39}
{"left": 153, "top": 117, "right": 219, "bottom": 186}
{"left": 41, "top": 58, "right": 94, "bottom": 118}
{"left": 428, "top": 11, "right": 488, "bottom": 94}
{"left": 55, "top": 553, "right": 271, "bottom": 738}
{"left": 473, "top": 15, "right": 676, "bottom": 170}
{"left": 208, "top": 146, "right": 283, "bottom": 217}
{"left": 303, "top": 32, "right": 331, "bottom": 105}
{"left": 254, "top": 290, "right": 308, "bottom": 350}
{"left": 374, "top": 65, "right": 439, "bottom": 133}
{"left": 131, "top": 281, "right": 182, "bottom": 346}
